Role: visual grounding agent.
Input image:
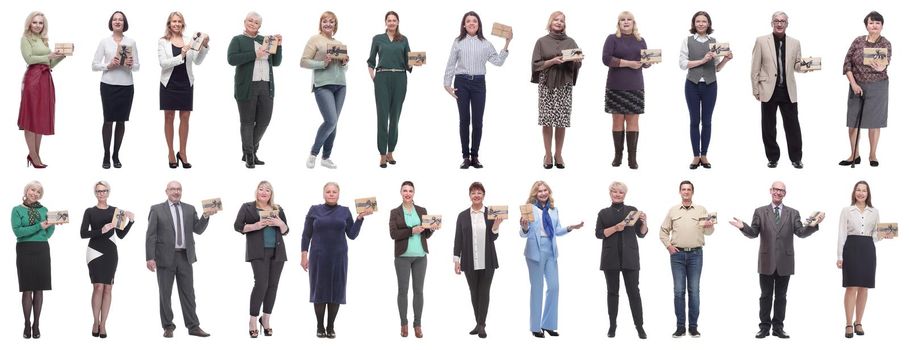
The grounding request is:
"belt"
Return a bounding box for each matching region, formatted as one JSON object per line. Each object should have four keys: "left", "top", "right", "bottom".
{"left": 456, "top": 74, "right": 484, "bottom": 80}
{"left": 676, "top": 246, "right": 702, "bottom": 252}
{"left": 376, "top": 68, "right": 405, "bottom": 73}
{"left": 175, "top": 248, "right": 187, "bottom": 252}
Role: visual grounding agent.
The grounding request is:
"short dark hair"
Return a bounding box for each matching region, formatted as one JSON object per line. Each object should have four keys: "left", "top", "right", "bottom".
{"left": 864, "top": 11, "right": 884, "bottom": 26}
{"left": 468, "top": 182, "right": 485, "bottom": 194}
{"left": 108, "top": 11, "right": 129, "bottom": 32}
{"left": 401, "top": 180, "right": 415, "bottom": 190}
{"left": 679, "top": 180, "right": 694, "bottom": 192}
{"left": 689, "top": 11, "right": 713, "bottom": 35}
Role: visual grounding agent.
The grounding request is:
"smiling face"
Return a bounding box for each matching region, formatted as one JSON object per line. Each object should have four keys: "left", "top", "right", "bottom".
{"left": 400, "top": 184, "right": 414, "bottom": 204}
{"left": 464, "top": 15, "right": 479, "bottom": 36}
{"left": 769, "top": 181, "right": 787, "bottom": 205}
{"left": 535, "top": 184, "right": 551, "bottom": 203}
{"left": 853, "top": 183, "right": 869, "bottom": 204}
{"left": 168, "top": 14, "right": 184, "bottom": 36}
{"left": 30, "top": 15, "right": 45, "bottom": 35}
{"left": 95, "top": 183, "right": 110, "bottom": 203}
{"left": 680, "top": 184, "right": 694, "bottom": 202}
{"left": 771, "top": 14, "right": 788, "bottom": 35}
{"left": 550, "top": 14, "right": 565, "bottom": 33}
{"left": 694, "top": 15, "right": 709, "bottom": 35}
{"left": 244, "top": 15, "right": 261, "bottom": 35}
{"left": 25, "top": 185, "right": 42, "bottom": 204}
{"left": 111, "top": 12, "right": 125, "bottom": 32}
{"left": 385, "top": 13, "right": 398, "bottom": 33}
{"left": 256, "top": 184, "right": 272, "bottom": 204}
{"left": 166, "top": 181, "right": 182, "bottom": 203}
{"left": 321, "top": 16, "right": 336, "bottom": 36}
{"left": 323, "top": 184, "right": 339, "bottom": 205}
{"left": 470, "top": 189, "right": 485, "bottom": 207}
{"left": 610, "top": 187, "right": 626, "bottom": 204}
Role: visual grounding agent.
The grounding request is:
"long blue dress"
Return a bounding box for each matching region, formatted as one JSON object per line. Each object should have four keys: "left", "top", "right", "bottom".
{"left": 302, "top": 204, "right": 363, "bottom": 304}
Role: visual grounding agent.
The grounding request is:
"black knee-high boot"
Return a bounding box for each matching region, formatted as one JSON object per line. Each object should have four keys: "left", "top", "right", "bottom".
{"left": 611, "top": 131, "right": 624, "bottom": 167}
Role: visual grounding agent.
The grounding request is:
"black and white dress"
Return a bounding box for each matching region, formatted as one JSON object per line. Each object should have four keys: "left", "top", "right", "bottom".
{"left": 80, "top": 206, "right": 133, "bottom": 284}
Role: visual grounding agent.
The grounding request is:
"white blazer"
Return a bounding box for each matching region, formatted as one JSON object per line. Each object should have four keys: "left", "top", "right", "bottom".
{"left": 158, "top": 37, "right": 208, "bottom": 87}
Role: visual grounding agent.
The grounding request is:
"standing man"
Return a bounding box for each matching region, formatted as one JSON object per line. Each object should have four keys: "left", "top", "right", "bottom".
{"left": 659, "top": 180, "right": 714, "bottom": 338}
{"left": 751, "top": 11, "right": 807, "bottom": 169}
{"left": 146, "top": 181, "right": 216, "bottom": 338}
{"left": 729, "top": 181, "right": 823, "bottom": 339}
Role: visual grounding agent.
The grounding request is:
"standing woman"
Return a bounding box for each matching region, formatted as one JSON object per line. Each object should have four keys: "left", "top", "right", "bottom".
{"left": 453, "top": 182, "right": 504, "bottom": 338}
{"left": 301, "top": 182, "right": 372, "bottom": 338}
{"left": 602, "top": 11, "right": 650, "bottom": 169}
{"left": 443, "top": 11, "right": 512, "bottom": 169}
{"left": 301, "top": 11, "right": 347, "bottom": 170}
{"left": 19, "top": 11, "right": 65, "bottom": 169}
{"left": 159, "top": 12, "right": 209, "bottom": 169}
{"left": 12, "top": 181, "right": 56, "bottom": 339}
{"left": 837, "top": 181, "right": 893, "bottom": 338}
{"left": 531, "top": 11, "right": 582, "bottom": 169}
{"left": 680, "top": 11, "right": 732, "bottom": 169}
{"left": 389, "top": 181, "right": 437, "bottom": 338}
{"left": 234, "top": 181, "right": 288, "bottom": 338}
{"left": 79, "top": 181, "right": 134, "bottom": 338}
{"left": 368, "top": 11, "right": 411, "bottom": 168}
{"left": 839, "top": 11, "right": 891, "bottom": 167}
{"left": 520, "top": 181, "right": 583, "bottom": 337}
{"left": 92, "top": 11, "right": 139, "bottom": 169}
{"left": 228, "top": 12, "right": 282, "bottom": 169}
{"left": 595, "top": 181, "right": 649, "bottom": 339}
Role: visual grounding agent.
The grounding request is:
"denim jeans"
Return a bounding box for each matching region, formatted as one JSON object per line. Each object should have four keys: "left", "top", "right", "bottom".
{"left": 454, "top": 75, "right": 486, "bottom": 159}
{"left": 670, "top": 249, "right": 703, "bottom": 327}
{"left": 684, "top": 81, "right": 717, "bottom": 157}
{"left": 311, "top": 85, "right": 346, "bottom": 158}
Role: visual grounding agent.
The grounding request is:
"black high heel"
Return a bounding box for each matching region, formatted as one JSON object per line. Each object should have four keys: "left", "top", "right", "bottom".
{"left": 854, "top": 323, "right": 864, "bottom": 336}
{"left": 542, "top": 328, "right": 560, "bottom": 336}
{"left": 92, "top": 324, "right": 100, "bottom": 337}
{"left": 543, "top": 155, "right": 553, "bottom": 169}
{"left": 112, "top": 154, "right": 122, "bottom": 168}
{"left": 177, "top": 152, "right": 192, "bottom": 169}
{"left": 23, "top": 322, "right": 32, "bottom": 339}
{"left": 32, "top": 324, "right": 40, "bottom": 339}
{"left": 259, "top": 317, "right": 272, "bottom": 336}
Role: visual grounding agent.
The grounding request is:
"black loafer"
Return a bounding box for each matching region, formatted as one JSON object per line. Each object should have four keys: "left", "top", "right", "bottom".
{"left": 471, "top": 158, "right": 484, "bottom": 169}
{"left": 755, "top": 328, "right": 770, "bottom": 339}
{"left": 869, "top": 160, "right": 879, "bottom": 167}
{"left": 772, "top": 328, "right": 789, "bottom": 339}
{"left": 532, "top": 331, "right": 544, "bottom": 338}
{"left": 791, "top": 161, "right": 803, "bottom": 169}
{"left": 459, "top": 158, "right": 471, "bottom": 169}
{"left": 767, "top": 161, "right": 778, "bottom": 168}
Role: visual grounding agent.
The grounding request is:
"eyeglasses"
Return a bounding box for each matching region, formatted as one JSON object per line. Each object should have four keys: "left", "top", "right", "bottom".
{"left": 772, "top": 19, "right": 788, "bottom": 25}
{"left": 771, "top": 187, "right": 787, "bottom": 194}
{"left": 95, "top": 189, "right": 109, "bottom": 194}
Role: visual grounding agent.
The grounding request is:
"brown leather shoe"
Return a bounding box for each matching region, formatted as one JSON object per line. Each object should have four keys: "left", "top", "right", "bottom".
{"left": 189, "top": 327, "right": 211, "bottom": 337}
{"left": 163, "top": 327, "right": 174, "bottom": 338}
{"left": 414, "top": 326, "right": 423, "bottom": 338}
{"left": 400, "top": 325, "right": 408, "bottom": 337}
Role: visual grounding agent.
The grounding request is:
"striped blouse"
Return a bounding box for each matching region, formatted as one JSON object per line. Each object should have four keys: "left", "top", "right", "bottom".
{"left": 442, "top": 35, "right": 508, "bottom": 87}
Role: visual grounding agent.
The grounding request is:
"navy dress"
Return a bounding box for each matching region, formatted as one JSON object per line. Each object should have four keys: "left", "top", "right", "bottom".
{"left": 302, "top": 204, "right": 363, "bottom": 304}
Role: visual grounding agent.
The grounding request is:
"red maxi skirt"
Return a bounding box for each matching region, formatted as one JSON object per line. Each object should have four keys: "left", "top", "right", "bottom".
{"left": 18, "top": 64, "right": 56, "bottom": 135}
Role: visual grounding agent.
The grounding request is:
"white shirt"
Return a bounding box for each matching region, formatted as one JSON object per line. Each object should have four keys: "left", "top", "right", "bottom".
{"left": 442, "top": 35, "right": 508, "bottom": 87}
{"left": 469, "top": 208, "right": 487, "bottom": 270}
{"left": 252, "top": 41, "right": 270, "bottom": 82}
{"left": 158, "top": 36, "right": 208, "bottom": 87}
{"left": 679, "top": 33, "right": 713, "bottom": 77}
{"left": 92, "top": 36, "right": 140, "bottom": 85}
{"left": 837, "top": 205, "right": 880, "bottom": 260}
{"left": 170, "top": 201, "right": 185, "bottom": 249}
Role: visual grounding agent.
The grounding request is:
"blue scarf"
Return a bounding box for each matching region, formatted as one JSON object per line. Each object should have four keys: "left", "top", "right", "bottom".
{"left": 536, "top": 200, "right": 555, "bottom": 241}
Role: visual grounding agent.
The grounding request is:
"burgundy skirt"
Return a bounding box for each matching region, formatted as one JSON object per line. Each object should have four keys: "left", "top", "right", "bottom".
{"left": 18, "top": 64, "right": 56, "bottom": 135}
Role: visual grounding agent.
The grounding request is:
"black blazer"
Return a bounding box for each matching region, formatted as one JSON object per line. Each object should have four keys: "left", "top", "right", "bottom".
{"left": 453, "top": 207, "right": 498, "bottom": 271}
{"left": 233, "top": 202, "right": 289, "bottom": 262}
{"left": 389, "top": 204, "right": 434, "bottom": 256}
{"left": 595, "top": 204, "right": 646, "bottom": 271}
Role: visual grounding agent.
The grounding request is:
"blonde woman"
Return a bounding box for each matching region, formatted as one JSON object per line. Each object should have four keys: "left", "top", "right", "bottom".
{"left": 19, "top": 11, "right": 65, "bottom": 168}
{"left": 602, "top": 11, "right": 650, "bottom": 169}
{"left": 159, "top": 12, "right": 209, "bottom": 168}
{"left": 79, "top": 181, "right": 134, "bottom": 338}
{"left": 519, "top": 181, "right": 583, "bottom": 337}
{"left": 12, "top": 181, "right": 56, "bottom": 339}
{"left": 234, "top": 181, "right": 289, "bottom": 338}
{"left": 302, "top": 11, "right": 348, "bottom": 170}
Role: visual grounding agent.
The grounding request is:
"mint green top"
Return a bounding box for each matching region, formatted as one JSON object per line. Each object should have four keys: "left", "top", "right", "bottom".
{"left": 11, "top": 205, "right": 55, "bottom": 242}
{"left": 400, "top": 206, "right": 426, "bottom": 257}
{"left": 21, "top": 35, "right": 63, "bottom": 68}
{"left": 300, "top": 34, "right": 348, "bottom": 90}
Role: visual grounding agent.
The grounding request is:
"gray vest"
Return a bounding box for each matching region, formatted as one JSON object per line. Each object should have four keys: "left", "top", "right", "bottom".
{"left": 686, "top": 36, "right": 717, "bottom": 84}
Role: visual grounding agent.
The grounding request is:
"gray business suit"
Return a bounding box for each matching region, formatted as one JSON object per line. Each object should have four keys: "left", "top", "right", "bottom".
{"left": 739, "top": 204, "right": 818, "bottom": 330}
{"left": 146, "top": 201, "right": 210, "bottom": 330}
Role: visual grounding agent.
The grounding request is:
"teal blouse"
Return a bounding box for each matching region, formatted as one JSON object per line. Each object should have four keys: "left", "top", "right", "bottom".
{"left": 367, "top": 33, "right": 412, "bottom": 72}
{"left": 11, "top": 205, "right": 55, "bottom": 242}
{"left": 400, "top": 206, "right": 426, "bottom": 257}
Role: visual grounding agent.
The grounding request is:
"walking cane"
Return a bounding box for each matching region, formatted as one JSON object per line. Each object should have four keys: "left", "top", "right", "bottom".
{"left": 850, "top": 93, "right": 865, "bottom": 168}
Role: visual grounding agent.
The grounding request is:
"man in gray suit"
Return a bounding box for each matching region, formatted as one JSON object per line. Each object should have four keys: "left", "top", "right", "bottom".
{"left": 730, "top": 181, "right": 824, "bottom": 339}
{"left": 146, "top": 181, "right": 216, "bottom": 338}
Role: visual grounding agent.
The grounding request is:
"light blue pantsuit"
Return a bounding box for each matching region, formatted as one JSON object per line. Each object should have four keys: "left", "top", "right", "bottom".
{"left": 521, "top": 205, "right": 570, "bottom": 332}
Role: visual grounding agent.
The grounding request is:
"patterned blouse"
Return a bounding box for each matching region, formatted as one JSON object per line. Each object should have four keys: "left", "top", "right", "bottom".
{"left": 842, "top": 35, "right": 891, "bottom": 83}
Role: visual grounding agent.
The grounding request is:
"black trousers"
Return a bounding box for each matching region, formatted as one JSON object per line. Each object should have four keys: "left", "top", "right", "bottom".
{"left": 237, "top": 81, "right": 274, "bottom": 155}
{"left": 604, "top": 269, "right": 643, "bottom": 327}
{"left": 156, "top": 250, "right": 199, "bottom": 330}
{"left": 758, "top": 271, "right": 790, "bottom": 330}
{"left": 464, "top": 268, "right": 494, "bottom": 327}
{"left": 760, "top": 86, "right": 802, "bottom": 162}
{"left": 249, "top": 248, "right": 285, "bottom": 316}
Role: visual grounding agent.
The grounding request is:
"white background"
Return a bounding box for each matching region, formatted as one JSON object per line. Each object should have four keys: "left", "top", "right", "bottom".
{"left": 3, "top": 0, "right": 905, "bottom": 349}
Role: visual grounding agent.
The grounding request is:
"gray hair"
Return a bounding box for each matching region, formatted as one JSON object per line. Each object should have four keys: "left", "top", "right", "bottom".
{"left": 95, "top": 181, "right": 111, "bottom": 193}
{"left": 771, "top": 11, "right": 788, "bottom": 21}
{"left": 246, "top": 11, "right": 262, "bottom": 24}
{"left": 608, "top": 181, "right": 628, "bottom": 194}
{"left": 23, "top": 181, "right": 44, "bottom": 200}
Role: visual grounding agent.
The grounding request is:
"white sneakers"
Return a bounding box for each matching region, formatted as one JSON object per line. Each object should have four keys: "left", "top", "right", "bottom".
{"left": 307, "top": 155, "right": 337, "bottom": 169}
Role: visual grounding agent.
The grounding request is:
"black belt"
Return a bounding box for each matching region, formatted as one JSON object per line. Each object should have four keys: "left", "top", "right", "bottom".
{"left": 456, "top": 74, "right": 484, "bottom": 80}
{"left": 676, "top": 246, "right": 702, "bottom": 252}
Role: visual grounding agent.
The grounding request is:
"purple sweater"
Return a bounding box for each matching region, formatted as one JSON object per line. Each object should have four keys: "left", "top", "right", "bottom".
{"left": 602, "top": 34, "right": 648, "bottom": 91}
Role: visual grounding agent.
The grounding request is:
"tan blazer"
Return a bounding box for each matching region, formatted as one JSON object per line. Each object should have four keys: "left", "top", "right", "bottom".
{"left": 750, "top": 34, "right": 802, "bottom": 103}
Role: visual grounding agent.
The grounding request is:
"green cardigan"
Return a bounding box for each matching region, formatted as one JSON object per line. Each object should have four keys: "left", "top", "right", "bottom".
{"left": 11, "top": 205, "right": 55, "bottom": 242}
{"left": 227, "top": 34, "right": 283, "bottom": 101}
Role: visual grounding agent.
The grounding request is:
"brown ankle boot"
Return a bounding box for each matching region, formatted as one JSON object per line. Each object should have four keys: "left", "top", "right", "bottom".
{"left": 626, "top": 131, "right": 639, "bottom": 169}
{"left": 611, "top": 131, "right": 624, "bottom": 167}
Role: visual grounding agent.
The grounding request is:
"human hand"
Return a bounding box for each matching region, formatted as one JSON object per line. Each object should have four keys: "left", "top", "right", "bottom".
{"left": 146, "top": 260, "right": 157, "bottom": 272}
{"left": 520, "top": 217, "right": 530, "bottom": 231}
{"left": 274, "top": 34, "right": 283, "bottom": 46}
{"left": 614, "top": 221, "right": 626, "bottom": 232}
{"left": 301, "top": 252, "right": 309, "bottom": 271}
{"left": 870, "top": 61, "right": 887, "bottom": 72}
{"left": 444, "top": 86, "right": 458, "bottom": 99}
{"left": 357, "top": 208, "right": 373, "bottom": 220}
{"left": 626, "top": 60, "right": 643, "bottom": 69}
{"left": 836, "top": 260, "right": 843, "bottom": 269}
{"left": 454, "top": 262, "right": 461, "bottom": 275}
{"left": 729, "top": 217, "right": 744, "bottom": 229}
{"left": 102, "top": 223, "right": 115, "bottom": 234}
{"left": 181, "top": 46, "right": 189, "bottom": 57}
{"left": 411, "top": 226, "right": 423, "bottom": 235}
{"left": 256, "top": 46, "right": 270, "bottom": 59}
{"left": 569, "top": 222, "right": 585, "bottom": 231}
{"left": 850, "top": 82, "right": 863, "bottom": 96}
{"left": 40, "top": 221, "right": 51, "bottom": 229}
{"left": 124, "top": 56, "right": 134, "bottom": 67}
{"left": 108, "top": 56, "right": 121, "bottom": 69}
{"left": 668, "top": 245, "right": 680, "bottom": 254}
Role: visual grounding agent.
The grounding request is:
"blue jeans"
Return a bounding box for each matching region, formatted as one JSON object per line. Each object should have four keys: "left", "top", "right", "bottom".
{"left": 311, "top": 85, "right": 346, "bottom": 158}
{"left": 670, "top": 249, "right": 703, "bottom": 327}
{"left": 454, "top": 75, "right": 486, "bottom": 159}
{"left": 684, "top": 81, "right": 717, "bottom": 157}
